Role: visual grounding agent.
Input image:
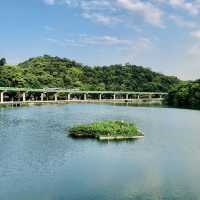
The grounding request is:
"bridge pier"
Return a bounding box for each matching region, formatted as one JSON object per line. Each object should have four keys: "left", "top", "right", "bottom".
{"left": 68, "top": 93, "right": 71, "bottom": 100}
{"left": 149, "top": 94, "right": 152, "bottom": 100}
{"left": 84, "top": 93, "right": 87, "bottom": 101}
{"left": 41, "top": 93, "right": 44, "bottom": 101}
{"left": 126, "top": 94, "right": 129, "bottom": 100}
{"left": 113, "top": 94, "right": 116, "bottom": 100}
{"left": 54, "top": 93, "right": 58, "bottom": 102}
{"left": 99, "top": 94, "right": 102, "bottom": 101}
{"left": 0, "top": 92, "right": 4, "bottom": 103}
{"left": 22, "top": 92, "right": 26, "bottom": 102}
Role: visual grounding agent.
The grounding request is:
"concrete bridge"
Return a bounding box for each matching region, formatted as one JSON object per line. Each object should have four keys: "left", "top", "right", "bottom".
{"left": 0, "top": 87, "right": 167, "bottom": 105}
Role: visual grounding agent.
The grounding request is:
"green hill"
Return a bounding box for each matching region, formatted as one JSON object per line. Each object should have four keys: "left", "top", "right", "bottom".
{"left": 166, "top": 79, "right": 200, "bottom": 109}
{"left": 0, "top": 55, "right": 179, "bottom": 92}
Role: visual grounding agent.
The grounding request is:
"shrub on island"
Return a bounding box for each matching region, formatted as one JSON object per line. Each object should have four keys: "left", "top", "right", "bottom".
{"left": 69, "top": 120, "right": 144, "bottom": 140}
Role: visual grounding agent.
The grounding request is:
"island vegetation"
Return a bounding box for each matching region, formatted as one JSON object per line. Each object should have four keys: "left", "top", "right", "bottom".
{"left": 69, "top": 120, "right": 144, "bottom": 140}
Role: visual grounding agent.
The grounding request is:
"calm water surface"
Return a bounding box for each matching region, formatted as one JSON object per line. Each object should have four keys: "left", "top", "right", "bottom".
{"left": 0, "top": 103, "right": 200, "bottom": 200}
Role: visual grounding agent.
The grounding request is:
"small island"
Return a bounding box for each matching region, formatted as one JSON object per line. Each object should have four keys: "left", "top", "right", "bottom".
{"left": 69, "top": 120, "right": 144, "bottom": 140}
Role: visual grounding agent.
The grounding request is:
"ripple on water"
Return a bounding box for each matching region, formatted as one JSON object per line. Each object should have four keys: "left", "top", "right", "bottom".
{"left": 0, "top": 104, "right": 200, "bottom": 200}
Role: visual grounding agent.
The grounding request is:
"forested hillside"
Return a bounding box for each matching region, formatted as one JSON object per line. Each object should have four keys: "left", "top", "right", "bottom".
{"left": 166, "top": 80, "right": 200, "bottom": 109}
{"left": 0, "top": 55, "right": 179, "bottom": 92}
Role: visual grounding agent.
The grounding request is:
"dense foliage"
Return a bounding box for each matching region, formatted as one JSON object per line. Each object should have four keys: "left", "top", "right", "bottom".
{"left": 69, "top": 120, "right": 142, "bottom": 138}
{"left": 0, "top": 58, "right": 6, "bottom": 66}
{"left": 0, "top": 55, "right": 179, "bottom": 92}
{"left": 2, "top": 55, "right": 199, "bottom": 109}
{"left": 166, "top": 80, "right": 200, "bottom": 109}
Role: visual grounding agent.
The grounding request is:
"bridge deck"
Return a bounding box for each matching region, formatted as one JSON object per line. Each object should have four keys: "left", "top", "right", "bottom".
{"left": 0, "top": 87, "right": 167, "bottom": 95}
{"left": 0, "top": 87, "right": 167, "bottom": 104}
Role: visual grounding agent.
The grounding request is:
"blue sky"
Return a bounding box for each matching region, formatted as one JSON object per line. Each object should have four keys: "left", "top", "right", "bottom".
{"left": 1, "top": 0, "right": 200, "bottom": 80}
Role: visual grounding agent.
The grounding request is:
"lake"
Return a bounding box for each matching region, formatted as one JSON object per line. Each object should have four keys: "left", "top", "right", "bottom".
{"left": 0, "top": 103, "right": 200, "bottom": 200}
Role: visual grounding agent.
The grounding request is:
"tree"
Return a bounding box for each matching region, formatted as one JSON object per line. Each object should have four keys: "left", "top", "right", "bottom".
{"left": 166, "top": 81, "right": 200, "bottom": 109}
{"left": 0, "top": 55, "right": 180, "bottom": 92}
{"left": 0, "top": 58, "right": 6, "bottom": 66}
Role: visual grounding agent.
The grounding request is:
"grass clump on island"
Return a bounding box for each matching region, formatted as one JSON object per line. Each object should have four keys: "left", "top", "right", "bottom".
{"left": 69, "top": 120, "right": 144, "bottom": 140}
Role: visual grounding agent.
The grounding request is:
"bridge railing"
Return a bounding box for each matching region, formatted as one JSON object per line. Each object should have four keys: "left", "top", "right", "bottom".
{"left": 0, "top": 87, "right": 168, "bottom": 103}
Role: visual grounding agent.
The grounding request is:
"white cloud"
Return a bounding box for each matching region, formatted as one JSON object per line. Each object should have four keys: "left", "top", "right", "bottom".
{"left": 79, "top": 0, "right": 120, "bottom": 25}
{"left": 80, "top": 0, "right": 115, "bottom": 12}
{"left": 46, "top": 38, "right": 64, "bottom": 46}
{"left": 121, "top": 37, "right": 153, "bottom": 62}
{"left": 125, "top": 37, "right": 152, "bottom": 53}
{"left": 169, "top": 15, "right": 197, "bottom": 28}
{"left": 117, "top": 0, "right": 164, "bottom": 27}
{"left": 188, "top": 43, "right": 200, "bottom": 55}
{"left": 191, "top": 30, "right": 200, "bottom": 38}
{"left": 43, "top": 0, "right": 200, "bottom": 30}
{"left": 43, "top": 0, "right": 165, "bottom": 27}
{"left": 44, "top": 0, "right": 56, "bottom": 5}
{"left": 156, "top": 0, "right": 200, "bottom": 15}
{"left": 46, "top": 35, "right": 131, "bottom": 47}
{"left": 169, "top": 0, "right": 199, "bottom": 15}
{"left": 82, "top": 13, "right": 121, "bottom": 25}
{"left": 46, "top": 37, "right": 84, "bottom": 47}
{"left": 80, "top": 35, "right": 130, "bottom": 46}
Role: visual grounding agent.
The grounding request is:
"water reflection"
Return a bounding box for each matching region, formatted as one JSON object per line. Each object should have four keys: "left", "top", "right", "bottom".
{"left": 0, "top": 104, "right": 200, "bottom": 200}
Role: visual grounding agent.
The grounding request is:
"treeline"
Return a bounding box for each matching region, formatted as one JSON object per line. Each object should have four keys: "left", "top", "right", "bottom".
{"left": 0, "top": 58, "right": 6, "bottom": 66}
{"left": 0, "top": 55, "right": 199, "bottom": 109}
{"left": 0, "top": 55, "right": 179, "bottom": 92}
{"left": 166, "top": 80, "right": 200, "bottom": 109}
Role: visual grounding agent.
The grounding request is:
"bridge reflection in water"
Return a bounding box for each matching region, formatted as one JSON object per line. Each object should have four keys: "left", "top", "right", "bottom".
{"left": 0, "top": 87, "right": 167, "bottom": 105}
